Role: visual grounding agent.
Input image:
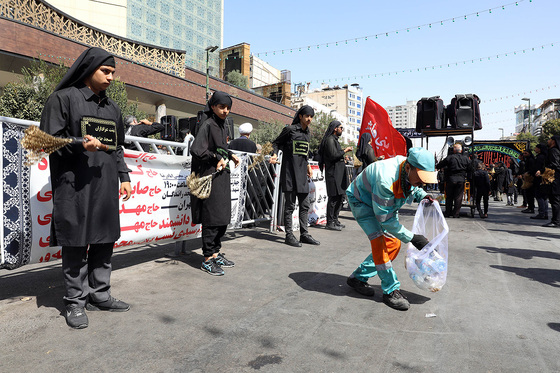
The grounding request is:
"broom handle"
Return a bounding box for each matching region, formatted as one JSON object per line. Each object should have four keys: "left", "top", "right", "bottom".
{"left": 69, "top": 136, "right": 108, "bottom": 151}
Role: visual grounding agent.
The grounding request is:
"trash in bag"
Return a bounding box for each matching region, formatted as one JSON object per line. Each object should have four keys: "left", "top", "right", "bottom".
{"left": 405, "top": 199, "right": 449, "bottom": 292}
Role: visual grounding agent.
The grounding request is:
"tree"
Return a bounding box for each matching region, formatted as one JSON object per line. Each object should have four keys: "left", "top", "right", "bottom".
{"left": 105, "top": 78, "right": 146, "bottom": 120}
{"left": 225, "top": 70, "right": 248, "bottom": 89}
{"left": 0, "top": 57, "right": 145, "bottom": 122}
{"left": 0, "top": 58, "right": 67, "bottom": 121}
{"left": 538, "top": 118, "right": 560, "bottom": 144}
{"left": 252, "top": 119, "right": 285, "bottom": 147}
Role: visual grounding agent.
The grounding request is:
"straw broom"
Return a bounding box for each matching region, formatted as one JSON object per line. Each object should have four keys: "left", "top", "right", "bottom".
{"left": 186, "top": 167, "right": 223, "bottom": 199}
{"left": 20, "top": 125, "right": 86, "bottom": 166}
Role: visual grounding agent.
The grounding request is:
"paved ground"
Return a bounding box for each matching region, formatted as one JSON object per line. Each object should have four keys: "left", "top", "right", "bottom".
{"left": 1, "top": 199, "right": 559, "bottom": 373}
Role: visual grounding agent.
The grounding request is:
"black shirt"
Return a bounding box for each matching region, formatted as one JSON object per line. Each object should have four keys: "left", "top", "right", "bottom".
{"left": 272, "top": 123, "right": 311, "bottom": 194}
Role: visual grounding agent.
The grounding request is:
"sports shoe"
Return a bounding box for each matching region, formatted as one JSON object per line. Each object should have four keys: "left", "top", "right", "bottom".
{"left": 530, "top": 215, "right": 548, "bottom": 220}
{"left": 300, "top": 234, "right": 320, "bottom": 245}
{"left": 65, "top": 305, "right": 88, "bottom": 329}
{"left": 215, "top": 253, "right": 235, "bottom": 268}
{"left": 346, "top": 276, "right": 375, "bottom": 296}
{"left": 201, "top": 258, "right": 225, "bottom": 275}
{"left": 521, "top": 209, "right": 535, "bottom": 214}
{"left": 382, "top": 290, "right": 410, "bottom": 311}
{"left": 542, "top": 222, "right": 560, "bottom": 228}
{"left": 335, "top": 221, "right": 346, "bottom": 229}
{"left": 86, "top": 296, "right": 130, "bottom": 312}
{"left": 285, "top": 233, "right": 302, "bottom": 247}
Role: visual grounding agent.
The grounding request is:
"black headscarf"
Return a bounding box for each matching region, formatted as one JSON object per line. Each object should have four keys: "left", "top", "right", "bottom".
{"left": 55, "top": 47, "right": 115, "bottom": 92}
{"left": 203, "top": 91, "right": 233, "bottom": 117}
{"left": 292, "top": 105, "right": 315, "bottom": 125}
{"left": 356, "top": 132, "right": 372, "bottom": 162}
{"left": 551, "top": 136, "right": 560, "bottom": 150}
{"left": 317, "top": 120, "right": 343, "bottom": 171}
{"left": 536, "top": 143, "right": 548, "bottom": 157}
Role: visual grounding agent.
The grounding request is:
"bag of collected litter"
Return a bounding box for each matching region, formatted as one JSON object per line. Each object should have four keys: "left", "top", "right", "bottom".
{"left": 405, "top": 199, "right": 449, "bottom": 292}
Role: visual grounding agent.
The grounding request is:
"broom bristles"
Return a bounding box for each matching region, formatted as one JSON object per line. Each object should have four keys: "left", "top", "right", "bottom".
{"left": 20, "top": 126, "right": 73, "bottom": 166}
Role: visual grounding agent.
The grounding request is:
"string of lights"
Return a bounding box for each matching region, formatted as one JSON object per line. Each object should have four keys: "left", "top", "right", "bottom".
{"left": 294, "top": 42, "right": 555, "bottom": 84}
{"left": 252, "top": 0, "right": 532, "bottom": 57}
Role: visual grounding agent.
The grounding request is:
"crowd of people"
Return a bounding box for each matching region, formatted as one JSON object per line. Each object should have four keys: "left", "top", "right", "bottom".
{"left": 38, "top": 47, "right": 559, "bottom": 329}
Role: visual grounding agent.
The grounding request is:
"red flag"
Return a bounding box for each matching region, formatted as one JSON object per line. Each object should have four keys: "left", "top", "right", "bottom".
{"left": 358, "top": 97, "right": 407, "bottom": 159}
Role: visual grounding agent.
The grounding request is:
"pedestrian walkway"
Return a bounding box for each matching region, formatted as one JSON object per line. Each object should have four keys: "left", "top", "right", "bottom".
{"left": 1, "top": 200, "right": 559, "bottom": 372}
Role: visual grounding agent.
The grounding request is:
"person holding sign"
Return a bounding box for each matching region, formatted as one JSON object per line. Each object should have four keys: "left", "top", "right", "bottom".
{"left": 270, "top": 105, "right": 320, "bottom": 247}
{"left": 40, "top": 47, "right": 132, "bottom": 329}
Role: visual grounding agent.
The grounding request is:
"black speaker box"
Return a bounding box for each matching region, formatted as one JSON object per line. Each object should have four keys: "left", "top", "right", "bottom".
{"left": 160, "top": 115, "right": 178, "bottom": 141}
{"left": 416, "top": 96, "right": 446, "bottom": 132}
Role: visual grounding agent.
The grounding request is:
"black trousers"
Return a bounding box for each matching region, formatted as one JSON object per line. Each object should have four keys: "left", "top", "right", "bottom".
{"left": 549, "top": 193, "right": 560, "bottom": 224}
{"left": 62, "top": 243, "right": 114, "bottom": 307}
{"left": 445, "top": 181, "right": 465, "bottom": 218}
{"left": 327, "top": 195, "right": 343, "bottom": 224}
{"left": 284, "top": 191, "right": 310, "bottom": 236}
{"left": 525, "top": 185, "right": 536, "bottom": 210}
{"left": 202, "top": 225, "right": 227, "bottom": 258}
{"left": 475, "top": 192, "right": 489, "bottom": 215}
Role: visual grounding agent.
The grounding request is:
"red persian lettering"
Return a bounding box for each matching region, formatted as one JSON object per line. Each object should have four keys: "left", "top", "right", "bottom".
{"left": 39, "top": 236, "right": 50, "bottom": 247}
{"left": 37, "top": 190, "right": 53, "bottom": 202}
{"left": 38, "top": 214, "right": 52, "bottom": 225}
{"left": 38, "top": 158, "right": 48, "bottom": 170}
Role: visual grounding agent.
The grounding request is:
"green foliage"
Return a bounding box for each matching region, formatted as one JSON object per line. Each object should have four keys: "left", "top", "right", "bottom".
{"left": 0, "top": 56, "right": 145, "bottom": 122}
{"left": 252, "top": 119, "right": 285, "bottom": 148}
{"left": 516, "top": 131, "right": 539, "bottom": 151}
{"left": 0, "top": 82, "right": 44, "bottom": 120}
{"left": 0, "top": 58, "right": 68, "bottom": 121}
{"left": 538, "top": 118, "right": 560, "bottom": 144}
{"left": 105, "top": 78, "right": 146, "bottom": 120}
{"left": 309, "top": 112, "right": 336, "bottom": 153}
{"left": 225, "top": 70, "right": 248, "bottom": 89}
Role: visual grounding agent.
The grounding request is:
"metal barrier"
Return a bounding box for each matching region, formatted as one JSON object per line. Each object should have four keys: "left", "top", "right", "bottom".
{"left": 230, "top": 149, "right": 282, "bottom": 231}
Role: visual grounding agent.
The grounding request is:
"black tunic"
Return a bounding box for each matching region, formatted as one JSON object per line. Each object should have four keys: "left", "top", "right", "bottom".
{"left": 546, "top": 147, "right": 560, "bottom": 195}
{"left": 323, "top": 134, "right": 349, "bottom": 196}
{"left": 39, "top": 84, "right": 130, "bottom": 246}
{"left": 272, "top": 124, "right": 310, "bottom": 194}
{"left": 228, "top": 136, "right": 257, "bottom": 153}
{"left": 436, "top": 153, "right": 469, "bottom": 183}
{"left": 189, "top": 114, "right": 233, "bottom": 226}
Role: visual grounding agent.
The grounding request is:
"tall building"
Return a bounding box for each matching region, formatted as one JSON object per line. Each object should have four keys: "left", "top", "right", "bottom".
{"left": 219, "top": 43, "right": 292, "bottom": 106}
{"left": 514, "top": 103, "right": 536, "bottom": 135}
{"left": 386, "top": 100, "right": 417, "bottom": 130}
{"left": 44, "top": 0, "right": 223, "bottom": 73}
{"left": 299, "top": 83, "right": 363, "bottom": 143}
{"left": 291, "top": 97, "right": 355, "bottom": 145}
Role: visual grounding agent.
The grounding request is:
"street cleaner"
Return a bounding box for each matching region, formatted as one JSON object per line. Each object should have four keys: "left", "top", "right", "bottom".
{"left": 345, "top": 147, "right": 437, "bottom": 311}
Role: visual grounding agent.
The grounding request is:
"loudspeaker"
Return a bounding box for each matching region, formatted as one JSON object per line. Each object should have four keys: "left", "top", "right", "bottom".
{"left": 178, "top": 117, "right": 194, "bottom": 142}
{"left": 160, "top": 115, "right": 178, "bottom": 141}
{"left": 416, "top": 96, "right": 446, "bottom": 131}
{"left": 448, "top": 94, "right": 482, "bottom": 130}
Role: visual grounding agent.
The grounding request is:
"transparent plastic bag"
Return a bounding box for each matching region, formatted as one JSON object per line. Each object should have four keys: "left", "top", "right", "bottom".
{"left": 405, "top": 200, "right": 449, "bottom": 292}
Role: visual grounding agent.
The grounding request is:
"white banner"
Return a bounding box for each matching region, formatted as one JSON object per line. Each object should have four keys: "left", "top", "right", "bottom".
{"left": 28, "top": 150, "right": 247, "bottom": 265}
{"left": 289, "top": 163, "right": 328, "bottom": 232}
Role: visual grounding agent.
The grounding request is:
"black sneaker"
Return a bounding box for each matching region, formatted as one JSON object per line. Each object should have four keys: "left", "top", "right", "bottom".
{"left": 201, "top": 258, "right": 225, "bottom": 275}
{"left": 215, "top": 253, "right": 235, "bottom": 268}
{"left": 285, "top": 233, "right": 302, "bottom": 247}
{"left": 382, "top": 290, "right": 410, "bottom": 311}
{"left": 86, "top": 296, "right": 130, "bottom": 312}
{"left": 335, "top": 221, "right": 346, "bottom": 229}
{"left": 65, "top": 305, "right": 88, "bottom": 329}
{"left": 521, "top": 209, "right": 535, "bottom": 214}
{"left": 300, "top": 234, "right": 320, "bottom": 245}
{"left": 346, "top": 276, "right": 375, "bottom": 296}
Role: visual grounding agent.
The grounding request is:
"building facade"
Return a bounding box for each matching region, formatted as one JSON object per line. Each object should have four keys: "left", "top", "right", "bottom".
{"left": 299, "top": 84, "right": 363, "bottom": 143}
{"left": 386, "top": 100, "right": 417, "bottom": 130}
{"left": 532, "top": 99, "right": 560, "bottom": 136}
{"left": 44, "top": 0, "right": 223, "bottom": 73}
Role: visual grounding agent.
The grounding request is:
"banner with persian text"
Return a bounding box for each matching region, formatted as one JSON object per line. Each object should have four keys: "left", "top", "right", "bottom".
{"left": 27, "top": 150, "right": 248, "bottom": 266}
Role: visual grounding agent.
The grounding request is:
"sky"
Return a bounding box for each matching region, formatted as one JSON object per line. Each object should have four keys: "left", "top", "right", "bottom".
{"left": 223, "top": 0, "right": 560, "bottom": 153}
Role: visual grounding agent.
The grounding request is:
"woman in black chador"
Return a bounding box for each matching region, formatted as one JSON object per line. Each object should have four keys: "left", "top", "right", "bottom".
{"left": 190, "top": 91, "right": 240, "bottom": 276}
{"left": 355, "top": 132, "right": 379, "bottom": 172}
